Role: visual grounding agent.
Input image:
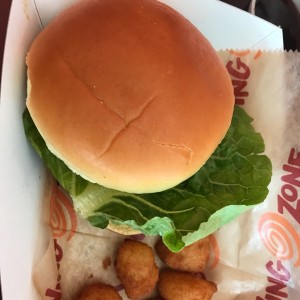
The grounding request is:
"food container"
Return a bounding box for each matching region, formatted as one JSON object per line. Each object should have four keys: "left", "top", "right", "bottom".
{"left": 0, "top": 0, "right": 283, "bottom": 299}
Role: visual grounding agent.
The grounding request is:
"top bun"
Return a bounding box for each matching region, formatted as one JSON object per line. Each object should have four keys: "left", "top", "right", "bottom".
{"left": 26, "top": 0, "right": 234, "bottom": 193}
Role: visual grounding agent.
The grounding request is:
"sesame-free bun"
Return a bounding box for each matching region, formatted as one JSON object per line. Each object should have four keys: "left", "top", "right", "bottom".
{"left": 26, "top": 0, "right": 234, "bottom": 193}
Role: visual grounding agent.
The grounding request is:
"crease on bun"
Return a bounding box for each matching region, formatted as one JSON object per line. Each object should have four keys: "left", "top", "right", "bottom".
{"left": 26, "top": 0, "right": 234, "bottom": 194}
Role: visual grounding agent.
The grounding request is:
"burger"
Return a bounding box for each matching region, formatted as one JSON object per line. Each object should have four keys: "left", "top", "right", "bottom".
{"left": 23, "top": 0, "right": 272, "bottom": 251}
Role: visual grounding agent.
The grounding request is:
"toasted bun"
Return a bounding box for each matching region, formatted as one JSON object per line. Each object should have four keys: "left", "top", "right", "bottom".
{"left": 26, "top": 0, "right": 234, "bottom": 193}
{"left": 107, "top": 222, "right": 140, "bottom": 236}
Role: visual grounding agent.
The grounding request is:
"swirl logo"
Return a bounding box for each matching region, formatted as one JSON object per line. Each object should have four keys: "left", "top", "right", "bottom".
{"left": 50, "top": 185, "right": 78, "bottom": 241}
{"left": 258, "top": 212, "right": 300, "bottom": 267}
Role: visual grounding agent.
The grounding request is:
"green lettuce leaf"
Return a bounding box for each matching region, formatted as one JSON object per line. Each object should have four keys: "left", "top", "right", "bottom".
{"left": 23, "top": 106, "right": 272, "bottom": 251}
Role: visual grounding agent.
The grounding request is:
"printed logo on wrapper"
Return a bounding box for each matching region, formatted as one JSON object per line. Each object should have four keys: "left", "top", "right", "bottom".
{"left": 258, "top": 212, "right": 300, "bottom": 267}
{"left": 257, "top": 148, "right": 300, "bottom": 300}
{"left": 45, "top": 184, "right": 78, "bottom": 299}
{"left": 226, "top": 49, "right": 262, "bottom": 105}
{"left": 50, "top": 184, "right": 78, "bottom": 240}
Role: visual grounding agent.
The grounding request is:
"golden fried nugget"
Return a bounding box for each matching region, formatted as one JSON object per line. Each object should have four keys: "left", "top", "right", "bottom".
{"left": 78, "top": 282, "right": 122, "bottom": 300}
{"left": 115, "top": 239, "right": 159, "bottom": 300}
{"left": 155, "top": 236, "right": 210, "bottom": 273}
{"left": 158, "top": 269, "right": 217, "bottom": 300}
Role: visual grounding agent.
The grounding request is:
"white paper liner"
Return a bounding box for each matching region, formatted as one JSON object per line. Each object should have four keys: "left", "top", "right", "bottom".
{"left": 32, "top": 50, "right": 300, "bottom": 300}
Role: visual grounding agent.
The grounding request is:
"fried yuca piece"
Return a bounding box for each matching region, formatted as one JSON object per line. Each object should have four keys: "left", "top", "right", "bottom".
{"left": 78, "top": 282, "right": 122, "bottom": 300}
{"left": 158, "top": 269, "right": 217, "bottom": 300}
{"left": 155, "top": 236, "right": 211, "bottom": 273}
{"left": 115, "top": 239, "right": 159, "bottom": 300}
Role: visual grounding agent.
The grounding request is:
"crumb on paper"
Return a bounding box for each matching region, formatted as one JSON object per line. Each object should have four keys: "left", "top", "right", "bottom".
{"left": 102, "top": 256, "right": 112, "bottom": 270}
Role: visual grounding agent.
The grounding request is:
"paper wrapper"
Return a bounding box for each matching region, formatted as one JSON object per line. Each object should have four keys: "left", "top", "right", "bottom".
{"left": 33, "top": 50, "right": 300, "bottom": 300}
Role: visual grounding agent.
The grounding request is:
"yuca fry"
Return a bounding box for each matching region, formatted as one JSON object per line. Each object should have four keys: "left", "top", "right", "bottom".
{"left": 115, "top": 239, "right": 159, "bottom": 300}
{"left": 155, "top": 236, "right": 211, "bottom": 273}
{"left": 78, "top": 282, "right": 122, "bottom": 300}
{"left": 158, "top": 269, "right": 217, "bottom": 300}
